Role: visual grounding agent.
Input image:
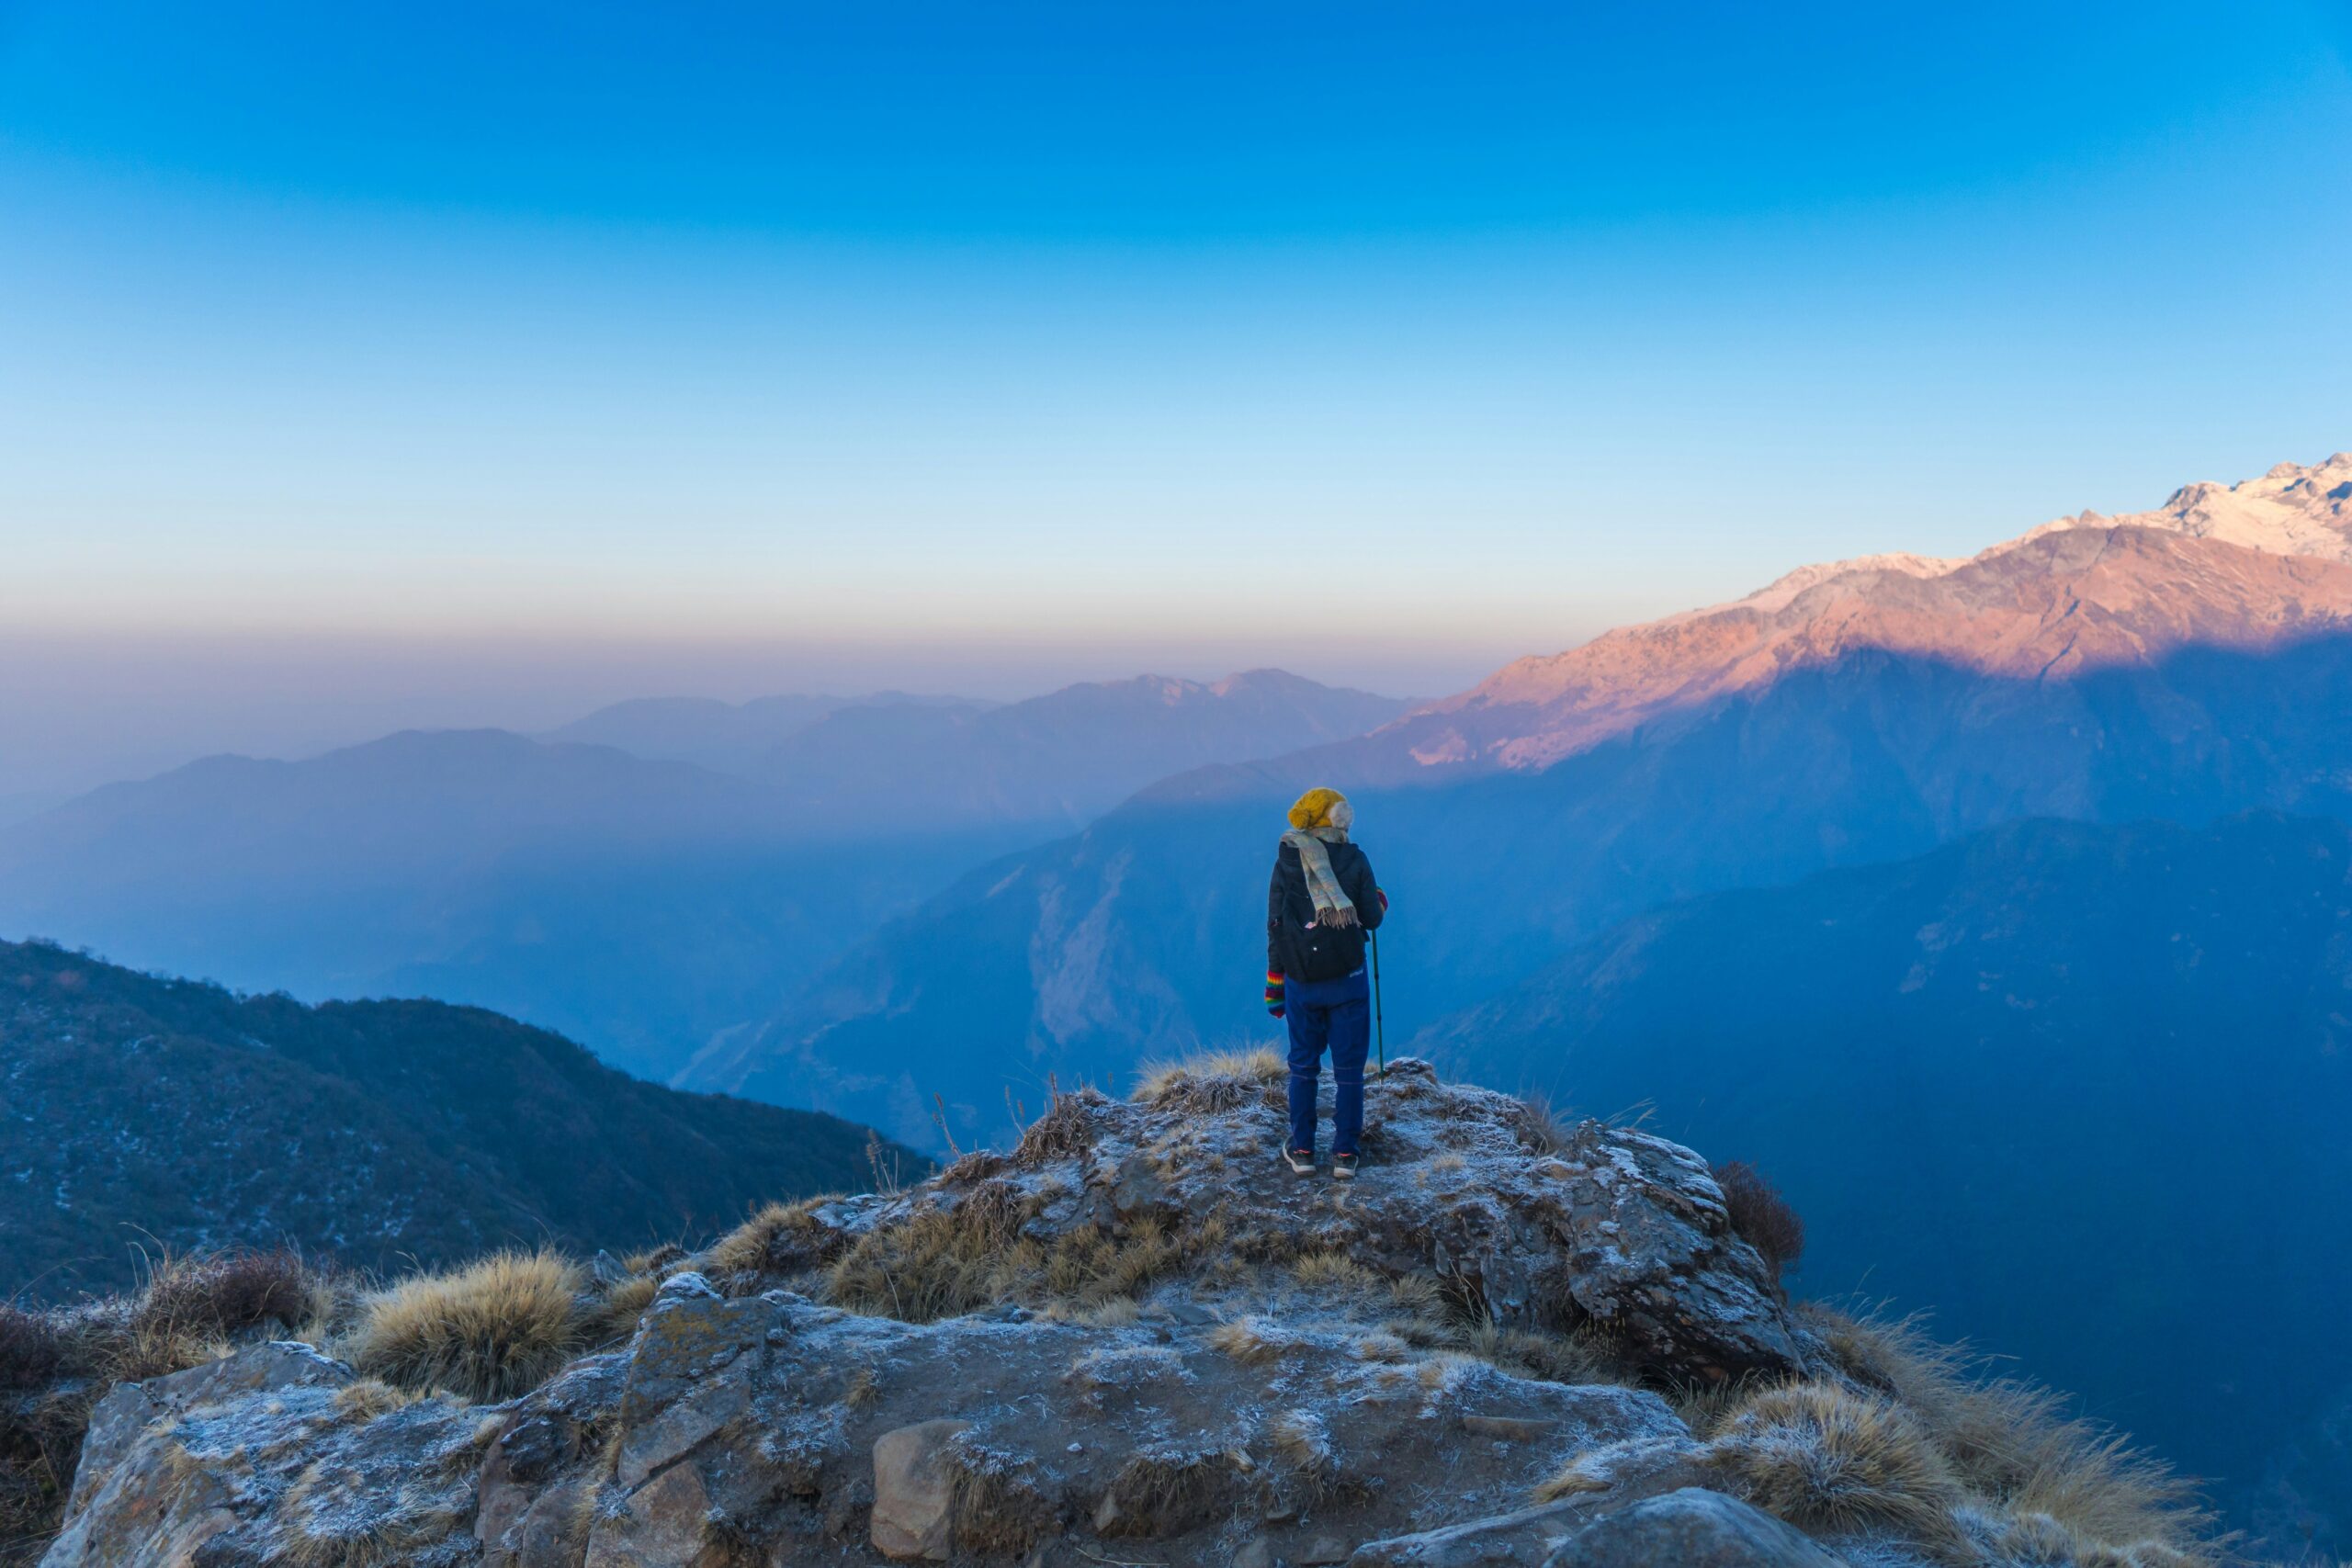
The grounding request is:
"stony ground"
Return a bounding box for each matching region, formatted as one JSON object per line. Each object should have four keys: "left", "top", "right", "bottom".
{"left": 26, "top": 1058, "right": 2217, "bottom": 1568}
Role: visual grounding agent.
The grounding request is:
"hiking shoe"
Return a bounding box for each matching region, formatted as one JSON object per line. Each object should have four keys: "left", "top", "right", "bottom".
{"left": 1284, "top": 1147, "right": 1316, "bottom": 1176}
{"left": 1331, "top": 1152, "right": 1359, "bottom": 1179}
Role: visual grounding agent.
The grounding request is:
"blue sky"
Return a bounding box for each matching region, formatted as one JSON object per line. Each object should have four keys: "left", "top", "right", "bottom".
{"left": 2, "top": 1, "right": 2350, "bottom": 796}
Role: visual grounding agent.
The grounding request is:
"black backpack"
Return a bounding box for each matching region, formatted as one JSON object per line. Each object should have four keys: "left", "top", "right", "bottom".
{"left": 1287, "top": 912, "right": 1367, "bottom": 983}
{"left": 1275, "top": 842, "right": 1369, "bottom": 982}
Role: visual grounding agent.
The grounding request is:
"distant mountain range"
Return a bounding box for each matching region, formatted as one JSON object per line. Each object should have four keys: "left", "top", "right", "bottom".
{"left": 538, "top": 690, "right": 990, "bottom": 777}
{"left": 697, "top": 456, "right": 2352, "bottom": 1145}
{"left": 0, "top": 937, "right": 915, "bottom": 1297}
{"left": 543, "top": 671, "right": 1406, "bottom": 834}
{"left": 0, "top": 670, "right": 1408, "bottom": 1078}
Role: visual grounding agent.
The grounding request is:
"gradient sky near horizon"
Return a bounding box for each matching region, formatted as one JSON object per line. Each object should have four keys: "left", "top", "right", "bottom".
{"left": 4, "top": 1, "right": 2352, "bottom": 804}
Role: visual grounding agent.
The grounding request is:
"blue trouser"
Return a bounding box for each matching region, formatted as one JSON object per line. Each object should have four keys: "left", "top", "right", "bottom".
{"left": 1284, "top": 967, "right": 1372, "bottom": 1156}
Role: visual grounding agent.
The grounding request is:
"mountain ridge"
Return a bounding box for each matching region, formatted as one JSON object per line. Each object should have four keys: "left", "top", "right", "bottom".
{"left": 0, "top": 936, "right": 921, "bottom": 1299}
{"left": 0, "top": 669, "right": 1409, "bottom": 1079}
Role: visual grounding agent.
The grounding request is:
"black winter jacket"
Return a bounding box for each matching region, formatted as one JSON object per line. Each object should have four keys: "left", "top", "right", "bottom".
{"left": 1266, "top": 839, "right": 1385, "bottom": 983}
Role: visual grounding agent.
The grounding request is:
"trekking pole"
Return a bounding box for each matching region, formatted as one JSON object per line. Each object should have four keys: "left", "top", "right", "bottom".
{"left": 1370, "top": 928, "right": 1386, "bottom": 1077}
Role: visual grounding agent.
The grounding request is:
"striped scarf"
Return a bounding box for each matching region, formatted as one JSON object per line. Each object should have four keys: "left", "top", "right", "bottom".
{"left": 1282, "top": 824, "right": 1358, "bottom": 929}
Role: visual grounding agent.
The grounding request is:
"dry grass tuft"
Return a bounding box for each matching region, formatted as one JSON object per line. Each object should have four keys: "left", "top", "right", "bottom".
{"left": 350, "top": 1250, "right": 584, "bottom": 1404}
{"left": 1206, "top": 1316, "right": 1295, "bottom": 1365}
{"left": 1808, "top": 1310, "right": 2215, "bottom": 1562}
{"left": 1702, "top": 1381, "right": 1962, "bottom": 1542}
{"left": 704, "top": 1198, "right": 838, "bottom": 1285}
{"left": 137, "top": 1249, "right": 327, "bottom": 1342}
{"left": 1035, "top": 1218, "right": 1182, "bottom": 1306}
{"left": 620, "top": 1243, "right": 685, "bottom": 1277}
{"left": 330, "top": 1380, "right": 423, "bottom": 1424}
{"left": 1134, "top": 1048, "right": 1286, "bottom": 1114}
{"left": 1532, "top": 1460, "right": 1612, "bottom": 1502}
{"left": 1269, "top": 1408, "right": 1338, "bottom": 1503}
{"left": 944, "top": 1438, "right": 1058, "bottom": 1555}
{"left": 1456, "top": 1323, "right": 1613, "bottom": 1387}
{"left": 586, "top": 1273, "right": 662, "bottom": 1344}
{"left": 1711, "top": 1160, "right": 1805, "bottom": 1283}
{"left": 1012, "top": 1087, "right": 1107, "bottom": 1164}
{"left": 1512, "top": 1094, "right": 1577, "bottom": 1155}
{"left": 824, "top": 1184, "right": 1040, "bottom": 1323}
{"left": 1096, "top": 1447, "right": 1233, "bottom": 1539}
{"left": 940, "top": 1149, "right": 1012, "bottom": 1185}
{"left": 1387, "top": 1273, "right": 1445, "bottom": 1321}
{"left": 1290, "top": 1250, "right": 1379, "bottom": 1293}
{"left": 841, "top": 1366, "right": 879, "bottom": 1410}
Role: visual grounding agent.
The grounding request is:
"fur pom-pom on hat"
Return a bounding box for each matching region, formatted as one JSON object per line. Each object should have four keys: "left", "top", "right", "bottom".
{"left": 1287, "top": 787, "right": 1352, "bottom": 832}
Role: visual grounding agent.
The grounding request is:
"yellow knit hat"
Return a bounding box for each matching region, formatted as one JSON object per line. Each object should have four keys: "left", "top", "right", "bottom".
{"left": 1287, "top": 786, "right": 1351, "bottom": 831}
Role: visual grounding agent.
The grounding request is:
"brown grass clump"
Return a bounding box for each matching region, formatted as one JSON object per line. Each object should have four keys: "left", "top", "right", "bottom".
{"left": 1269, "top": 1407, "right": 1335, "bottom": 1481}
{"left": 944, "top": 1438, "right": 1058, "bottom": 1555}
{"left": 824, "top": 1184, "right": 1035, "bottom": 1323}
{"left": 2, "top": 1383, "right": 86, "bottom": 1563}
{"left": 939, "top": 1149, "right": 1012, "bottom": 1185}
{"left": 1387, "top": 1272, "right": 1444, "bottom": 1321}
{"left": 1095, "top": 1448, "right": 1234, "bottom": 1539}
{"left": 1512, "top": 1094, "right": 1576, "bottom": 1156}
{"left": 704, "top": 1197, "right": 840, "bottom": 1286}
{"left": 1012, "top": 1087, "right": 1107, "bottom": 1165}
{"left": 1808, "top": 1310, "right": 2215, "bottom": 1562}
{"left": 331, "top": 1380, "right": 424, "bottom": 1423}
{"left": 841, "top": 1366, "right": 879, "bottom": 1411}
{"left": 620, "top": 1243, "right": 685, "bottom": 1277}
{"left": 1133, "top": 1048, "right": 1286, "bottom": 1114}
{"left": 1457, "top": 1323, "right": 1612, "bottom": 1387}
{"left": 1206, "top": 1316, "right": 1296, "bottom": 1366}
{"left": 1532, "top": 1463, "right": 1611, "bottom": 1502}
{"left": 1036, "top": 1218, "right": 1182, "bottom": 1304}
{"left": 1711, "top": 1160, "right": 1805, "bottom": 1282}
{"left": 136, "top": 1249, "right": 328, "bottom": 1342}
{"left": 585, "top": 1272, "right": 662, "bottom": 1345}
{"left": 350, "top": 1250, "right": 585, "bottom": 1404}
{"left": 1702, "top": 1381, "right": 1962, "bottom": 1541}
{"left": 1290, "top": 1250, "right": 1379, "bottom": 1293}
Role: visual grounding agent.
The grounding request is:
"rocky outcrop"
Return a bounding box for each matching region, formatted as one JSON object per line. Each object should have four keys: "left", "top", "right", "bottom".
{"left": 40, "top": 1340, "right": 491, "bottom": 1567}
{"left": 724, "top": 1059, "right": 1807, "bottom": 1384}
{"left": 27, "top": 1060, "right": 1822, "bottom": 1567}
{"left": 29, "top": 1057, "right": 2213, "bottom": 1568}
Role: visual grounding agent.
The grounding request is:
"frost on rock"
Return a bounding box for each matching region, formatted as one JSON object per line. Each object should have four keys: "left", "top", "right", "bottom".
{"left": 40, "top": 1057, "right": 1844, "bottom": 1568}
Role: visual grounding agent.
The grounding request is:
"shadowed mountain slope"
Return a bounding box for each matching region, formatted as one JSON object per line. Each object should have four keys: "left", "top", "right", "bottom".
{"left": 1416, "top": 809, "right": 2352, "bottom": 1556}
{"left": 0, "top": 938, "right": 918, "bottom": 1299}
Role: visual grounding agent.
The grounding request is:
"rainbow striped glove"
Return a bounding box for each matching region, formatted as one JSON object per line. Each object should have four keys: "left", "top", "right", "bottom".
{"left": 1264, "top": 970, "right": 1286, "bottom": 1019}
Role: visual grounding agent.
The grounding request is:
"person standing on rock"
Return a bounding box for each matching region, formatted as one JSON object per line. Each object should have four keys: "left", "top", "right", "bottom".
{"left": 1265, "top": 786, "right": 1387, "bottom": 1179}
